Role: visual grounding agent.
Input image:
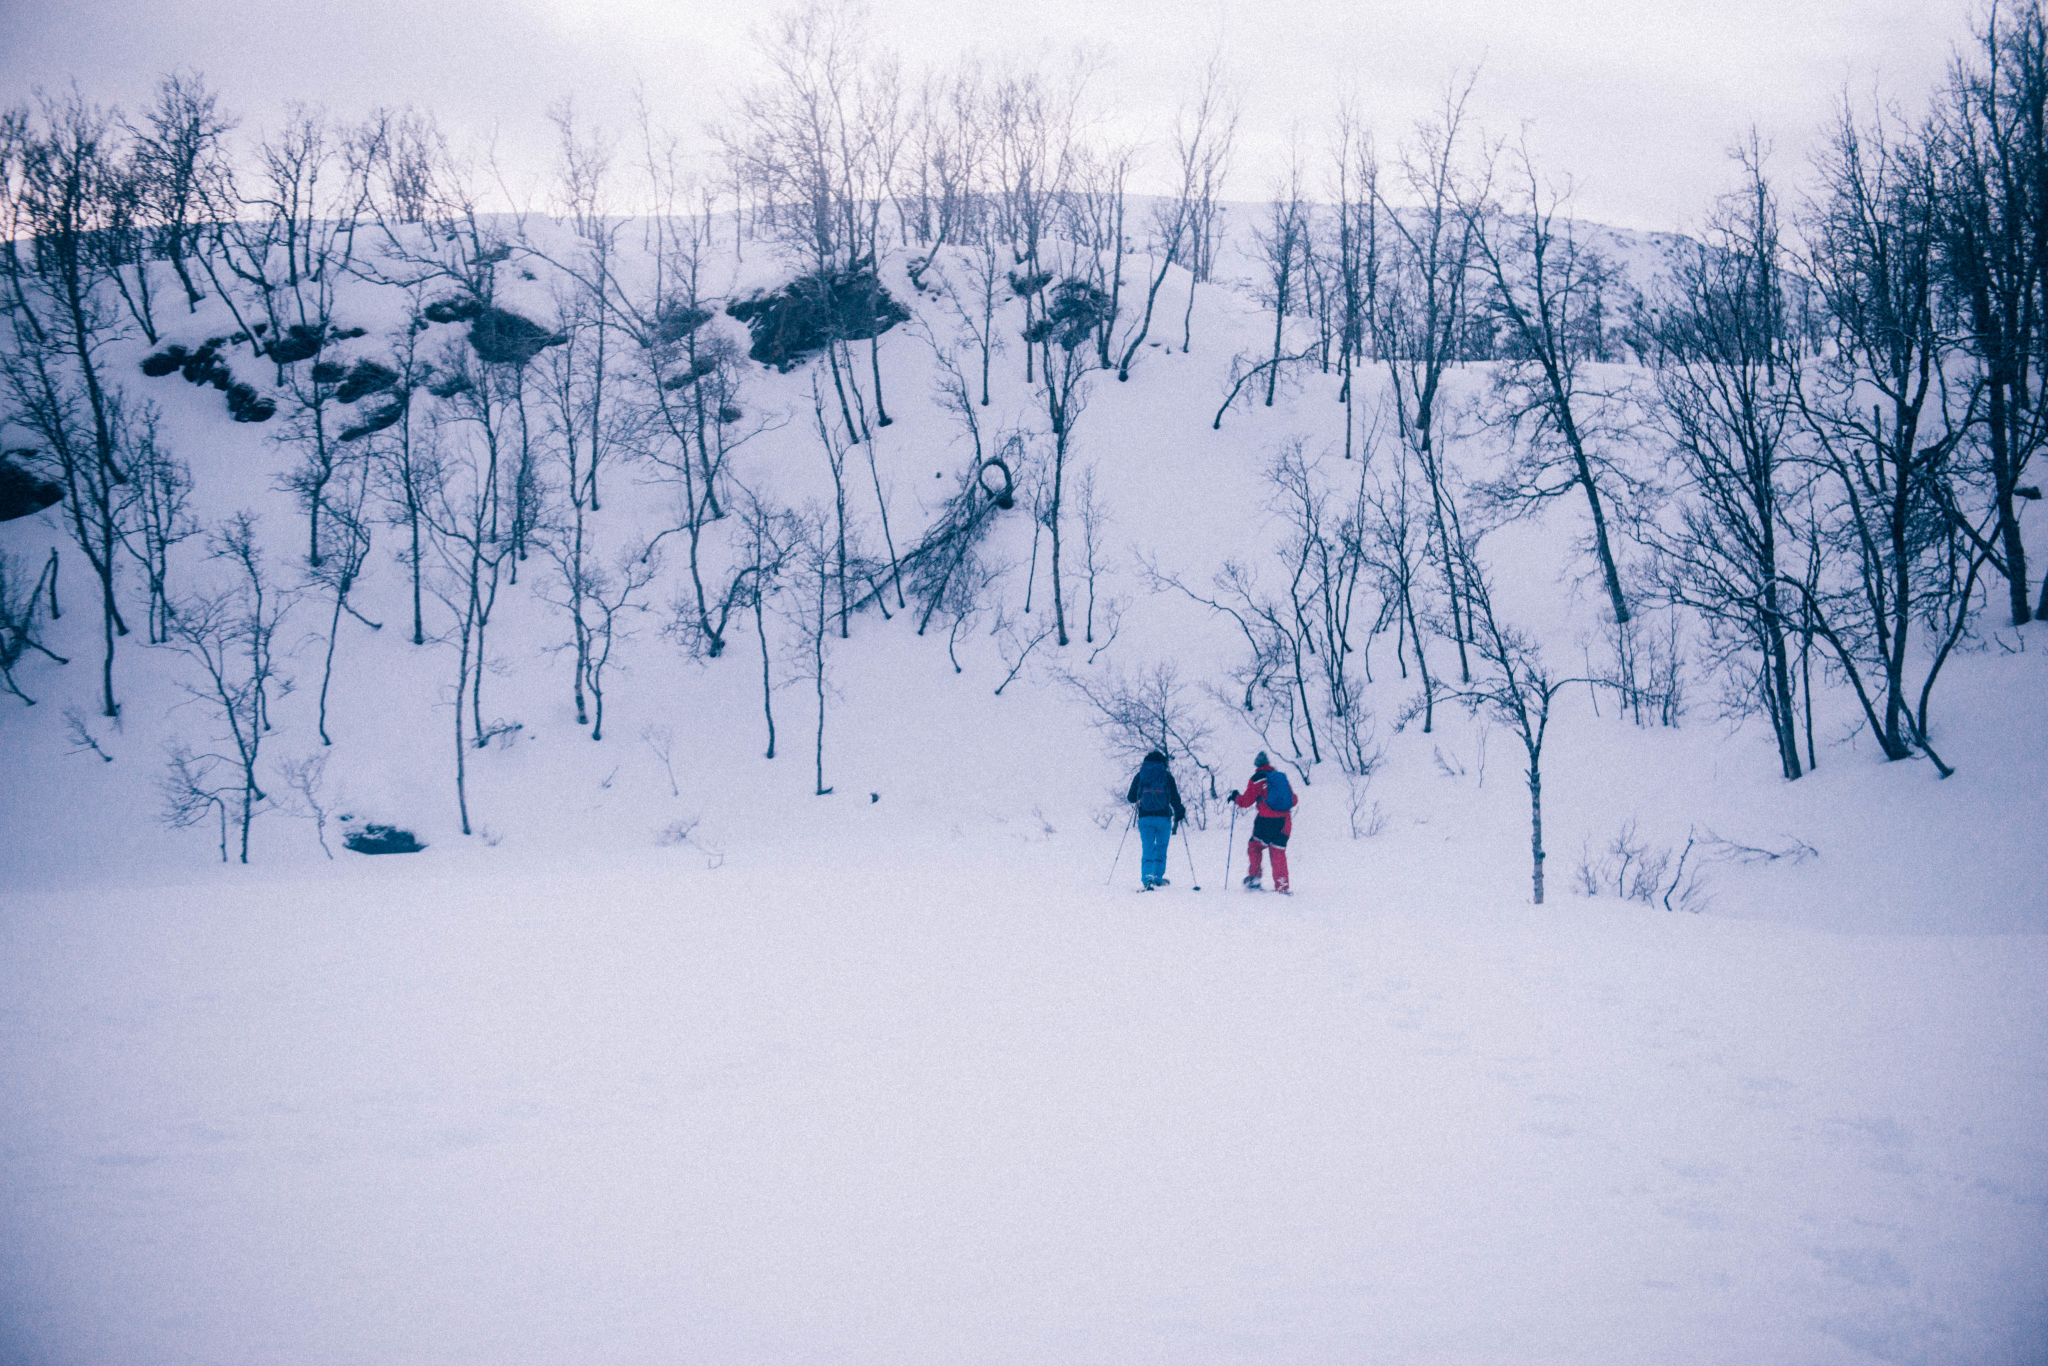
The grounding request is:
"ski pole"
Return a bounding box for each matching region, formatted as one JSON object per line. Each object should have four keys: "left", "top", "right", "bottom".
{"left": 1180, "top": 820, "right": 1202, "bottom": 890}
{"left": 1223, "top": 804, "right": 1238, "bottom": 891}
{"left": 1107, "top": 809, "right": 1135, "bottom": 884}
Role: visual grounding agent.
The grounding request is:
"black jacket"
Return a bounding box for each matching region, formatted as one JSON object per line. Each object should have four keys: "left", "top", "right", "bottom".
{"left": 1126, "top": 754, "right": 1187, "bottom": 824}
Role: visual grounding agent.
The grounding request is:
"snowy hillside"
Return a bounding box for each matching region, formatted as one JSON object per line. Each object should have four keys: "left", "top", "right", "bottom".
{"left": 3, "top": 185, "right": 2046, "bottom": 1364}
{"left": 0, "top": 209, "right": 1827, "bottom": 879}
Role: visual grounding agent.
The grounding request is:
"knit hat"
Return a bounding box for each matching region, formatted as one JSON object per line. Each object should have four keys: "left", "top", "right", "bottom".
{"left": 1254, "top": 751, "right": 1270, "bottom": 768}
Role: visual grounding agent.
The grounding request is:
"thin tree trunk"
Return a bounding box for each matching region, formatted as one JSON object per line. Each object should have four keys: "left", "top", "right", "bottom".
{"left": 1402, "top": 582, "right": 1433, "bottom": 733}
{"left": 835, "top": 482, "right": 848, "bottom": 640}
{"left": 1023, "top": 503, "right": 1041, "bottom": 614}
{"left": 870, "top": 335, "right": 891, "bottom": 427}
{"left": 1554, "top": 403, "right": 1629, "bottom": 624}
{"left": 866, "top": 442, "right": 905, "bottom": 609}
{"left": 828, "top": 342, "right": 865, "bottom": 444}
{"left": 454, "top": 623, "right": 473, "bottom": 835}
{"left": 1048, "top": 442, "right": 1069, "bottom": 646}
{"left": 1987, "top": 379, "right": 2034, "bottom": 624}
{"left": 1117, "top": 249, "right": 1179, "bottom": 381}
{"left": 756, "top": 589, "right": 776, "bottom": 759}
{"left": 170, "top": 251, "right": 203, "bottom": 311}
{"left": 813, "top": 575, "right": 829, "bottom": 794}
{"left": 319, "top": 590, "right": 342, "bottom": 745}
{"left": 1265, "top": 270, "right": 1288, "bottom": 406}
{"left": 409, "top": 504, "right": 424, "bottom": 645}
{"left": 1418, "top": 434, "right": 1472, "bottom": 683}
{"left": 1763, "top": 608, "right": 1802, "bottom": 780}
{"left": 471, "top": 572, "right": 488, "bottom": 746}
{"left": 99, "top": 568, "right": 119, "bottom": 718}
{"left": 1801, "top": 619, "right": 1816, "bottom": 773}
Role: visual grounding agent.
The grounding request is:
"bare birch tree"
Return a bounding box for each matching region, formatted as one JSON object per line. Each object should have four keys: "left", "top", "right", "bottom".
{"left": 127, "top": 70, "right": 235, "bottom": 311}
{"left": 161, "top": 514, "right": 292, "bottom": 864}
{"left": 1647, "top": 148, "right": 1809, "bottom": 780}
{"left": 1371, "top": 80, "right": 1483, "bottom": 682}
{"left": 1463, "top": 136, "right": 1640, "bottom": 626}
{"left": 1451, "top": 540, "right": 1575, "bottom": 904}
{"left": 1794, "top": 98, "right": 1980, "bottom": 773}
{"left": 1935, "top": 4, "right": 2048, "bottom": 625}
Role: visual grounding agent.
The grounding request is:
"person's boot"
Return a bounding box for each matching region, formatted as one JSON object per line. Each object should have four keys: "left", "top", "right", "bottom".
{"left": 1242, "top": 875, "right": 1262, "bottom": 890}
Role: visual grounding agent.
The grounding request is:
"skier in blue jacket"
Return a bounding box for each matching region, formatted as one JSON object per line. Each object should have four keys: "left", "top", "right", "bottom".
{"left": 1125, "top": 750, "right": 1188, "bottom": 890}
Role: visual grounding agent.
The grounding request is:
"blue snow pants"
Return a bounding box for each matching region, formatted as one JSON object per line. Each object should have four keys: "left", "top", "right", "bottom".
{"left": 1138, "top": 814, "right": 1172, "bottom": 886}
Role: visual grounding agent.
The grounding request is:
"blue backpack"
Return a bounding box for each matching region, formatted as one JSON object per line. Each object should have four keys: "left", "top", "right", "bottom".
{"left": 1136, "top": 762, "right": 1173, "bottom": 814}
{"left": 1262, "top": 768, "right": 1296, "bottom": 812}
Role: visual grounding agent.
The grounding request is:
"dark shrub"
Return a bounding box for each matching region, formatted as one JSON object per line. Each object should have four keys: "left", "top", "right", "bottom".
{"left": 653, "top": 300, "right": 713, "bottom": 345}
{"left": 183, "top": 349, "right": 234, "bottom": 392}
{"left": 150, "top": 341, "right": 275, "bottom": 420}
{"left": 267, "top": 323, "right": 327, "bottom": 365}
{"left": 226, "top": 383, "right": 276, "bottom": 423}
{"left": 660, "top": 353, "right": 720, "bottom": 390}
{"left": 1024, "top": 278, "right": 1114, "bottom": 350}
{"left": 336, "top": 360, "right": 398, "bottom": 403}
{"left": 311, "top": 361, "right": 346, "bottom": 385}
{"left": 140, "top": 345, "right": 188, "bottom": 378}
{"left": 340, "top": 396, "right": 407, "bottom": 441}
{"left": 178, "top": 344, "right": 226, "bottom": 386}
{"left": 423, "top": 295, "right": 481, "bottom": 325}
{"left": 343, "top": 823, "right": 426, "bottom": 855}
{"left": 726, "top": 264, "right": 909, "bottom": 371}
{"left": 0, "top": 457, "right": 63, "bottom": 522}
{"left": 469, "top": 307, "right": 566, "bottom": 366}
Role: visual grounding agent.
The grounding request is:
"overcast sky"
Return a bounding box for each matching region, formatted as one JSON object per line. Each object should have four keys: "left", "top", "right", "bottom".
{"left": 0, "top": 0, "right": 1970, "bottom": 233}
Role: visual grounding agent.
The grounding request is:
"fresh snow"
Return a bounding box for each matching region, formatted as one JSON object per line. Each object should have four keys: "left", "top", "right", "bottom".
{"left": 4, "top": 842, "right": 2045, "bottom": 1364}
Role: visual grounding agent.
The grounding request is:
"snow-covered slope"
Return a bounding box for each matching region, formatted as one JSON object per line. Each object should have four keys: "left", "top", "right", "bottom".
{"left": 1, "top": 219, "right": 2044, "bottom": 1364}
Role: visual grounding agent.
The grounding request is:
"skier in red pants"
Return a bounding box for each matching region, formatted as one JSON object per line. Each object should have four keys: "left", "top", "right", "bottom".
{"left": 1229, "top": 752, "right": 1296, "bottom": 893}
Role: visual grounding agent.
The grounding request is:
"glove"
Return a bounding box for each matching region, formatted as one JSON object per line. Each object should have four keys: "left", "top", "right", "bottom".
{"left": 1228, "top": 790, "right": 1240, "bottom": 804}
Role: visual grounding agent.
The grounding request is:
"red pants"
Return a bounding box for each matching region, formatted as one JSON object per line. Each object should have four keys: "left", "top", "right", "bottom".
{"left": 1246, "top": 839, "right": 1289, "bottom": 891}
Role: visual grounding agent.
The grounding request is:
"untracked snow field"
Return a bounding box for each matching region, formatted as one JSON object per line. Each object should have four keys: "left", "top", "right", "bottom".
{"left": 3, "top": 831, "right": 2044, "bottom": 1365}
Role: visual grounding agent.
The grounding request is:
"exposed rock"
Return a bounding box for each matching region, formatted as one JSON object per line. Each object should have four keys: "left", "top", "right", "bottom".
{"left": 0, "top": 456, "right": 62, "bottom": 522}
